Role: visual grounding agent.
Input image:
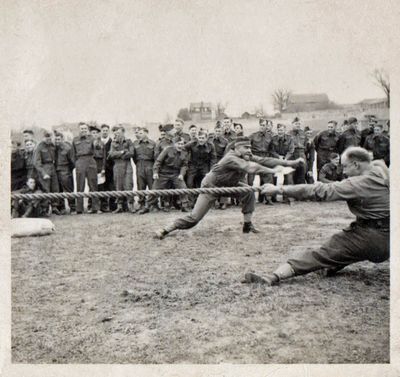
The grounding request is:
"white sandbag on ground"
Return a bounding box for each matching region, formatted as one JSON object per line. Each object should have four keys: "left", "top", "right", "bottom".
{"left": 11, "top": 218, "right": 55, "bottom": 238}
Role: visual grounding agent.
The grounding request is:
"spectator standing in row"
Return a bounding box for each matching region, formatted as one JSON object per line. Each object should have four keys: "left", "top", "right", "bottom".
{"left": 72, "top": 122, "right": 100, "bottom": 214}
{"left": 54, "top": 132, "right": 75, "bottom": 214}
{"left": 132, "top": 127, "right": 156, "bottom": 212}
{"left": 289, "top": 118, "right": 308, "bottom": 184}
{"left": 363, "top": 123, "right": 390, "bottom": 166}
{"left": 100, "top": 124, "right": 116, "bottom": 212}
{"left": 33, "top": 131, "right": 60, "bottom": 214}
{"left": 248, "top": 118, "right": 274, "bottom": 204}
{"left": 336, "top": 117, "right": 361, "bottom": 155}
{"left": 313, "top": 120, "right": 340, "bottom": 179}
{"left": 108, "top": 125, "right": 134, "bottom": 213}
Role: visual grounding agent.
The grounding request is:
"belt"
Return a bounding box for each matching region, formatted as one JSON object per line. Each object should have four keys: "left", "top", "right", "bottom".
{"left": 355, "top": 217, "right": 390, "bottom": 229}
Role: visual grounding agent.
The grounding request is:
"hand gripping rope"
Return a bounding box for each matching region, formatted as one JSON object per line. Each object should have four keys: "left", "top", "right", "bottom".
{"left": 11, "top": 186, "right": 263, "bottom": 202}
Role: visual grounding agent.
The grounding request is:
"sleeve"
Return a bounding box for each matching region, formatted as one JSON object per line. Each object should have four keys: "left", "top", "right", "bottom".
{"left": 154, "top": 142, "right": 163, "bottom": 159}
{"left": 209, "top": 143, "right": 217, "bottom": 167}
{"left": 285, "top": 137, "right": 295, "bottom": 160}
{"left": 108, "top": 141, "right": 123, "bottom": 159}
{"left": 318, "top": 165, "right": 333, "bottom": 183}
{"left": 269, "top": 140, "right": 279, "bottom": 158}
{"left": 283, "top": 179, "right": 361, "bottom": 201}
{"left": 180, "top": 152, "right": 189, "bottom": 176}
{"left": 153, "top": 147, "right": 168, "bottom": 174}
{"left": 67, "top": 145, "right": 75, "bottom": 168}
{"left": 313, "top": 133, "right": 320, "bottom": 150}
{"left": 122, "top": 139, "right": 134, "bottom": 160}
{"left": 336, "top": 134, "right": 345, "bottom": 155}
{"left": 306, "top": 142, "right": 315, "bottom": 171}
{"left": 32, "top": 144, "right": 47, "bottom": 178}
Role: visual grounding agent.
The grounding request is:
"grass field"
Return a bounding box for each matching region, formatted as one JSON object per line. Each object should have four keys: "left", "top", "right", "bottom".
{"left": 11, "top": 201, "right": 389, "bottom": 364}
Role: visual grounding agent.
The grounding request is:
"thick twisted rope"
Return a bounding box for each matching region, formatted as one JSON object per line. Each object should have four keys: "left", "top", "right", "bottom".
{"left": 11, "top": 186, "right": 262, "bottom": 201}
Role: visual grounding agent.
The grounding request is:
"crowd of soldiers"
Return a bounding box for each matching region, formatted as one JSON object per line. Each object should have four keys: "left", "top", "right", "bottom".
{"left": 11, "top": 115, "right": 390, "bottom": 218}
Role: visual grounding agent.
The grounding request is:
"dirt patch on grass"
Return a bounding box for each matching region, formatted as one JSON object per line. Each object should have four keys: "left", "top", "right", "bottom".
{"left": 11, "top": 201, "right": 389, "bottom": 363}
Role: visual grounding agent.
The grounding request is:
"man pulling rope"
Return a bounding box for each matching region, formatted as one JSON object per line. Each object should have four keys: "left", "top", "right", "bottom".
{"left": 154, "top": 136, "right": 304, "bottom": 239}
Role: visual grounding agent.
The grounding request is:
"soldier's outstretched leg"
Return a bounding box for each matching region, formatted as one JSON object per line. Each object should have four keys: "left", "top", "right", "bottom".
{"left": 155, "top": 193, "right": 216, "bottom": 239}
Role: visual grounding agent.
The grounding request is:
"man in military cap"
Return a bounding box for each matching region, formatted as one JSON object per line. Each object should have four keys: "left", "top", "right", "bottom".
{"left": 313, "top": 120, "right": 339, "bottom": 179}
{"left": 318, "top": 152, "right": 343, "bottom": 183}
{"left": 337, "top": 117, "right": 361, "bottom": 154}
{"left": 244, "top": 147, "right": 389, "bottom": 286}
{"left": 248, "top": 118, "right": 275, "bottom": 204}
{"left": 155, "top": 124, "right": 175, "bottom": 158}
{"left": 363, "top": 123, "right": 390, "bottom": 166}
{"left": 33, "top": 131, "right": 60, "bottom": 214}
{"left": 289, "top": 117, "right": 308, "bottom": 184}
{"left": 54, "top": 132, "right": 76, "bottom": 214}
{"left": 173, "top": 118, "right": 191, "bottom": 143}
{"left": 188, "top": 124, "right": 198, "bottom": 142}
{"left": 72, "top": 122, "right": 100, "bottom": 214}
{"left": 139, "top": 137, "right": 191, "bottom": 214}
{"left": 132, "top": 127, "right": 156, "bottom": 212}
{"left": 108, "top": 125, "right": 134, "bottom": 213}
{"left": 155, "top": 136, "right": 304, "bottom": 239}
{"left": 22, "top": 129, "right": 35, "bottom": 146}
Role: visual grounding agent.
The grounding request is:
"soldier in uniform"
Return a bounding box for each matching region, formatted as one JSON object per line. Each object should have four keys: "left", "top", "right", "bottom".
{"left": 248, "top": 118, "right": 275, "bottom": 204}
{"left": 132, "top": 127, "right": 156, "bottom": 212}
{"left": 11, "top": 177, "right": 48, "bottom": 218}
{"left": 304, "top": 128, "right": 315, "bottom": 184}
{"left": 53, "top": 132, "right": 76, "bottom": 214}
{"left": 360, "top": 121, "right": 375, "bottom": 147}
{"left": 23, "top": 139, "right": 37, "bottom": 180}
{"left": 87, "top": 126, "right": 106, "bottom": 211}
{"left": 244, "top": 147, "right": 389, "bottom": 286}
{"left": 108, "top": 125, "right": 134, "bottom": 213}
{"left": 212, "top": 125, "right": 229, "bottom": 209}
{"left": 100, "top": 124, "right": 116, "bottom": 212}
{"left": 72, "top": 122, "right": 100, "bottom": 214}
{"left": 222, "top": 117, "right": 237, "bottom": 143}
{"left": 313, "top": 120, "right": 339, "bottom": 179}
{"left": 318, "top": 153, "right": 343, "bottom": 183}
{"left": 173, "top": 118, "right": 190, "bottom": 143}
{"left": 289, "top": 118, "right": 308, "bottom": 184}
{"left": 155, "top": 124, "right": 175, "bottom": 158}
{"left": 155, "top": 137, "right": 304, "bottom": 239}
{"left": 363, "top": 123, "right": 390, "bottom": 166}
{"left": 336, "top": 117, "right": 361, "bottom": 154}
{"left": 188, "top": 124, "right": 198, "bottom": 142}
{"left": 140, "top": 137, "right": 191, "bottom": 214}
{"left": 185, "top": 131, "right": 217, "bottom": 206}
{"left": 11, "top": 140, "right": 27, "bottom": 190}
{"left": 33, "top": 131, "right": 60, "bottom": 214}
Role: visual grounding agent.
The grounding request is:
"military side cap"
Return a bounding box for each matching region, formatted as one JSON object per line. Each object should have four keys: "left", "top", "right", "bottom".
{"left": 161, "top": 124, "right": 174, "bottom": 132}
{"left": 89, "top": 125, "right": 100, "bottom": 132}
{"left": 348, "top": 117, "right": 358, "bottom": 124}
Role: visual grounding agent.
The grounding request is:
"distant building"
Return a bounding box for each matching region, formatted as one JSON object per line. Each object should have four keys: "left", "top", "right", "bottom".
{"left": 189, "top": 102, "right": 216, "bottom": 121}
{"left": 357, "top": 98, "right": 388, "bottom": 111}
{"left": 285, "top": 93, "right": 331, "bottom": 113}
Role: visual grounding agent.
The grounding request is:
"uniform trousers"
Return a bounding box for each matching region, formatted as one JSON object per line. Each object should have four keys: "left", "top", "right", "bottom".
{"left": 75, "top": 156, "right": 98, "bottom": 212}
{"left": 56, "top": 167, "right": 75, "bottom": 211}
{"left": 173, "top": 184, "right": 255, "bottom": 230}
{"left": 136, "top": 160, "right": 154, "bottom": 207}
{"left": 287, "top": 223, "right": 389, "bottom": 275}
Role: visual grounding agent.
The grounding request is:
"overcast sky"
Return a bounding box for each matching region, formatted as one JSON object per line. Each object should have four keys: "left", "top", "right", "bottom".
{"left": 5, "top": 0, "right": 396, "bottom": 128}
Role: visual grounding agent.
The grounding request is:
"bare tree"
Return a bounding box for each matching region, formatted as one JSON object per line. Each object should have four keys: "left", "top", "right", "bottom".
{"left": 272, "top": 89, "right": 291, "bottom": 113}
{"left": 371, "top": 68, "right": 390, "bottom": 107}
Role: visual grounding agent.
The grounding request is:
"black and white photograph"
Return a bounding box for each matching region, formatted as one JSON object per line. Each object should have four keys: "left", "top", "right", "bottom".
{"left": 1, "top": 0, "right": 399, "bottom": 376}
